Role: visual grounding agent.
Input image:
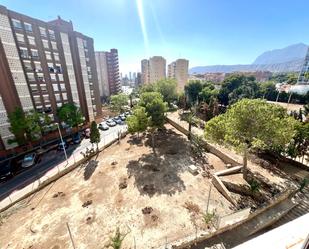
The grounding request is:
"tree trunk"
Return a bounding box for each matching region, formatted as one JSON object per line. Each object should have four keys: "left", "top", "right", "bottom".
{"left": 243, "top": 145, "right": 248, "bottom": 180}
{"left": 151, "top": 131, "right": 156, "bottom": 156}
{"left": 188, "top": 122, "right": 192, "bottom": 141}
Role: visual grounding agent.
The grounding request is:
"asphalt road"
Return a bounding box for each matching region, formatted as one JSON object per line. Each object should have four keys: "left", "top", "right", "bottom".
{"left": 0, "top": 124, "right": 125, "bottom": 201}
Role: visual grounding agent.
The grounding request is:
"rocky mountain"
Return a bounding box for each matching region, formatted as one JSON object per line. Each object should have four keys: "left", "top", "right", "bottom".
{"left": 253, "top": 43, "right": 308, "bottom": 65}
{"left": 190, "top": 43, "right": 308, "bottom": 74}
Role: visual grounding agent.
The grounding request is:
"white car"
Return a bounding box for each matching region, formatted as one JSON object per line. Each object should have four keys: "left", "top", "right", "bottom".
{"left": 99, "top": 122, "right": 109, "bottom": 130}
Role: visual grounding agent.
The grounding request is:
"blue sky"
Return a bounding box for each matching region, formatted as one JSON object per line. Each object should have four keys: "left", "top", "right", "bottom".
{"left": 2, "top": 0, "right": 309, "bottom": 74}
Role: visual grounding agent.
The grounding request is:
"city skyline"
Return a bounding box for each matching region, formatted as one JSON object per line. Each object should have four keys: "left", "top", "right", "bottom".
{"left": 3, "top": 0, "right": 309, "bottom": 74}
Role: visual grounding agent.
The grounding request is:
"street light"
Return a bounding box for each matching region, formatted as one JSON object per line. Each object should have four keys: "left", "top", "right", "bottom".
{"left": 56, "top": 122, "right": 68, "bottom": 164}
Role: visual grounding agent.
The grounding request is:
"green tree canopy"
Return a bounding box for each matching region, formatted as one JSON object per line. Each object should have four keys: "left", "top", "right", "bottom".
{"left": 8, "top": 108, "right": 52, "bottom": 145}
{"left": 8, "top": 107, "right": 27, "bottom": 145}
{"left": 110, "top": 93, "right": 129, "bottom": 113}
{"left": 155, "top": 79, "right": 178, "bottom": 106}
{"left": 218, "top": 74, "right": 258, "bottom": 105}
{"left": 205, "top": 99, "right": 299, "bottom": 152}
{"left": 185, "top": 80, "right": 203, "bottom": 105}
{"left": 58, "top": 103, "right": 84, "bottom": 128}
{"left": 90, "top": 121, "right": 100, "bottom": 150}
{"left": 286, "top": 122, "right": 309, "bottom": 160}
{"left": 139, "top": 92, "right": 167, "bottom": 154}
{"left": 127, "top": 106, "right": 149, "bottom": 137}
{"left": 199, "top": 82, "right": 219, "bottom": 104}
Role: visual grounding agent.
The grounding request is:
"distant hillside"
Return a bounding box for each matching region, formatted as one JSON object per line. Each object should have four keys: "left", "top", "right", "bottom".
{"left": 253, "top": 43, "right": 308, "bottom": 65}
{"left": 190, "top": 43, "right": 308, "bottom": 74}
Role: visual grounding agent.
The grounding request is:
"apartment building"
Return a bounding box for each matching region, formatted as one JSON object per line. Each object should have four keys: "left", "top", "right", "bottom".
{"left": 95, "top": 49, "right": 121, "bottom": 98}
{"left": 141, "top": 59, "right": 149, "bottom": 84}
{"left": 141, "top": 56, "right": 166, "bottom": 84}
{"left": 0, "top": 5, "right": 102, "bottom": 150}
{"left": 168, "top": 59, "right": 189, "bottom": 91}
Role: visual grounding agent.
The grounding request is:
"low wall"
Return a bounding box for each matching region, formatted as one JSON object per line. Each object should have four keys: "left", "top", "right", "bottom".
{"left": 173, "top": 188, "right": 297, "bottom": 248}
{"left": 0, "top": 130, "right": 127, "bottom": 213}
{"left": 166, "top": 117, "right": 239, "bottom": 166}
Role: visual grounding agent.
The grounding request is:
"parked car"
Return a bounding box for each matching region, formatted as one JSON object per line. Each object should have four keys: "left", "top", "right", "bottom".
{"left": 106, "top": 119, "right": 116, "bottom": 127}
{"left": 0, "top": 159, "right": 13, "bottom": 182}
{"left": 72, "top": 133, "right": 81, "bottom": 144}
{"left": 57, "top": 141, "right": 69, "bottom": 150}
{"left": 119, "top": 114, "right": 126, "bottom": 121}
{"left": 99, "top": 122, "right": 109, "bottom": 130}
{"left": 115, "top": 119, "right": 123, "bottom": 125}
{"left": 21, "top": 153, "right": 39, "bottom": 168}
{"left": 113, "top": 116, "right": 120, "bottom": 121}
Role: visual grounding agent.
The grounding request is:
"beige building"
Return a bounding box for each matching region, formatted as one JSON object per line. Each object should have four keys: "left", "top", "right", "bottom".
{"left": 141, "top": 56, "right": 166, "bottom": 84}
{"left": 95, "top": 51, "right": 109, "bottom": 98}
{"left": 141, "top": 59, "right": 149, "bottom": 84}
{"left": 168, "top": 59, "right": 189, "bottom": 91}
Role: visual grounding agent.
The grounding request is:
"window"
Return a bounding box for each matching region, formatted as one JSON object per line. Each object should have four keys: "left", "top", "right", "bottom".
{"left": 53, "top": 52, "right": 59, "bottom": 61}
{"left": 49, "top": 29, "right": 56, "bottom": 40}
{"left": 31, "top": 49, "right": 39, "bottom": 59}
{"left": 12, "top": 19, "right": 22, "bottom": 29}
{"left": 55, "top": 64, "right": 62, "bottom": 73}
{"left": 28, "top": 36, "right": 36, "bottom": 46}
{"left": 60, "top": 84, "right": 66, "bottom": 91}
{"left": 39, "top": 27, "right": 47, "bottom": 37}
{"left": 63, "top": 93, "right": 67, "bottom": 100}
{"left": 40, "top": 84, "right": 47, "bottom": 92}
{"left": 26, "top": 72, "right": 35, "bottom": 81}
{"left": 23, "top": 60, "right": 32, "bottom": 71}
{"left": 48, "top": 63, "right": 54, "bottom": 73}
{"left": 58, "top": 74, "right": 64, "bottom": 81}
{"left": 16, "top": 33, "right": 25, "bottom": 43}
{"left": 24, "top": 22, "right": 32, "bottom": 32}
{"left": 30, "top": 84, "right": 38, "bottom": 93}
{"left": 50, "top": 73, "right": 56, "bottom": 81}
{"left": 42, "top": 39, "right": 49, "bottom": 49}
{"left": 37, "top": 73, "right": 45, "bottom": 82}
{"left": 55, "top": 94, "right": 61, "bottom": 101}
{"left": 52, "top": 84, "right": 59, "bottom": 92}
{"left": 33, "top": 96, "right": 41, "bottom": 104}
{"left": 43, "top": 95, "right": 50, "bottom": 102}
{"left": 51, "top": 41, "right": 57, "bottom": 50}
{"left": 45, "top": 51, "right": 52, "bottom": 60}
{"left": 34, "top": 62, "right": 42, "bottom": 72}
{"left": 20, "top": 47, "right": 29, "bottom": 59}
{"left": 83, "top": 40, "right": 87, "bottom": 48}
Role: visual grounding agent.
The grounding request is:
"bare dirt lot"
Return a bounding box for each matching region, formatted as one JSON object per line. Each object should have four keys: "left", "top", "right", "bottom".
{"left": 0, "top": 124, "right": 234, "bottom": 249}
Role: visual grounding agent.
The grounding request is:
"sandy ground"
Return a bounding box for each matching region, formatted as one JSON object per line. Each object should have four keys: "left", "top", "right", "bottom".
{"left": 0, "top": 124, "right": 233, "bottom": 249}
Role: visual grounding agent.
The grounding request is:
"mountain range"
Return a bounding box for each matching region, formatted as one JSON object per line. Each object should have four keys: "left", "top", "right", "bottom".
{"left": 189, "top": 43, "right": 308, "bottom": 74}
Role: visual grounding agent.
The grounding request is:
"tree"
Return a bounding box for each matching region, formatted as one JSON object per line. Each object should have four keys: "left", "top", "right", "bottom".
{"left": 139, "top": 83, "right": 156, "bottom": 93}
{"left": 110, "top": 94, "right": 129, "bottom": 114}
{"left": 205, "top": 99, "right": 299, "bottom": 178}
{"left": 218, "top": 74, "right": 258, "bottom": 105}
{"left": 286, "top": 122, "right": 309, "bottom": 163}
{"left": 258, "top": 81, "right": 278, "bottom": 101}
{"left": 58, "top": 103, "right": 84, "bottom": 128}
{"left": 139, "top": 92, "right": 167, "bottom": 154}
{"left": 155, "top": 79, "right": 178, "bottom": 106}
{"left": 126, "top": 106, "right": 149, "bottom": 138}
{"left": 199, "top": 82, "right": 219, "bottom": 104}
{"left": 185, "top": 80, "right": 203, "bottom": 105}
{"left": 8, "top": 108, "right": 51, "bottom": 146}
{"left": 8, "top": 107, "right": 28, "bottom": 145}
{"left": 90, "top": 121, "right": 100, "bottom": 150}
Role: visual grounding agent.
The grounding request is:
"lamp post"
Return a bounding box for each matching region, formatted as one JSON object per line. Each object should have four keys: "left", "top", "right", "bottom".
{"left": 56, "top": 123, "right": 68, "bottom": 164}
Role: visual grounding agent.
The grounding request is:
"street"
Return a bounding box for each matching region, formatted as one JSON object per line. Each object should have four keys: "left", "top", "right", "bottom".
{"left": 0, "top": 124, "right": 126, "bottom": 201}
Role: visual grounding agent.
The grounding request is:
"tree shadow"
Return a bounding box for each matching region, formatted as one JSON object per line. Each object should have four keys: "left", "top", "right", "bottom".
{"left": 127, "top": 133, "right": 146, "bottom": 147}
{"left": 126, "top": 127, "right": 195, "bottom": 197}
{"left": 84, "top": 159, "right": 99, "bottom": 181}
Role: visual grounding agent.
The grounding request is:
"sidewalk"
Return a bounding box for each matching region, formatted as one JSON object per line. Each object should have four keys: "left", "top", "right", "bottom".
{"left": 0, "top": 125, "right": 127, "bottom": 212}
